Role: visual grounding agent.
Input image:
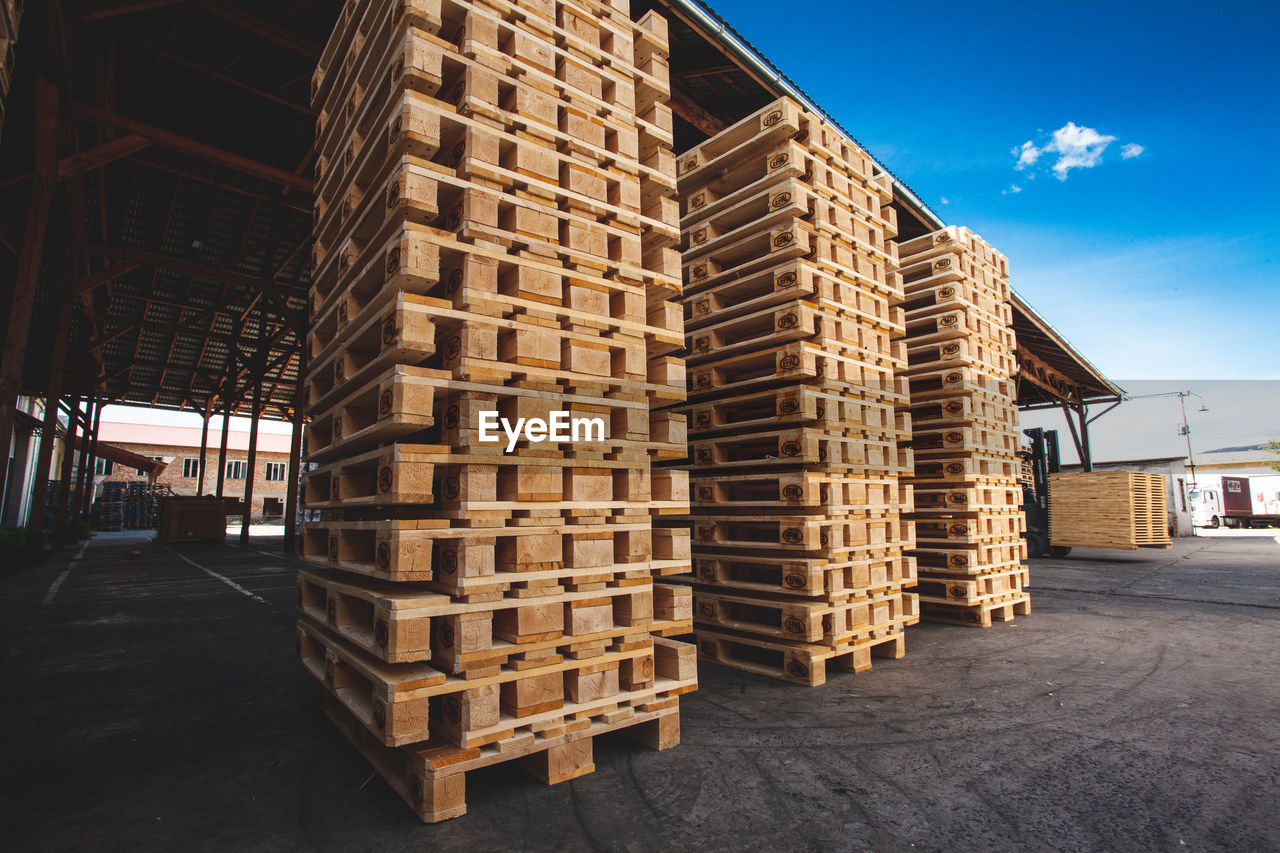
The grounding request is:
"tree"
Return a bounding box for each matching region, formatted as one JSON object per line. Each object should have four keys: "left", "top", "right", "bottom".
{"left": 1267, "top": 441, "right": 1280, "bottom": 472}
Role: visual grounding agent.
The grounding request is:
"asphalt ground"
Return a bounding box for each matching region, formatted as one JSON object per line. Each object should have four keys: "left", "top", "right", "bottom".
{"left": 2, "top": 530, "right": 1277, "bottom": 851}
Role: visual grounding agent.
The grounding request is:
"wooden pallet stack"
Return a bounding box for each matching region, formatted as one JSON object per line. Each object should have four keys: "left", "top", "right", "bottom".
{"left": 300, "top": 0, "right": 696, "bottom": 822}
{"left": 1048, "top": 471, "right": 1171, "bottom": 550}
{"left": 654, "top": 97, "right": 918, "bottom": 687}
{"left": 899, "top": 226, "right": 1030, "bottom": 627}
{"left": 0, "top": 0, "right": 23, "bottom": 138}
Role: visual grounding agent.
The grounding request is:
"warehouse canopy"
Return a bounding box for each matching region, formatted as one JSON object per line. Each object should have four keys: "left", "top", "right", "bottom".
{"left": 1011, "top": 292, "right": 1123, "bottom": 409}
{"left": 0, "top": 1, "right": 332, "bottom": 422}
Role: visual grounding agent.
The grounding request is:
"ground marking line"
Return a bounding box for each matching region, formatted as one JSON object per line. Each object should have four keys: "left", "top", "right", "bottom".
{"left": 163, "top": 546, "right": 269, "bottom": 604}
{"left": 225, "top": 540, "right": 292, "bottom": 560}
{"left": 42, "top": 540, "right": 90, "bottom": 606}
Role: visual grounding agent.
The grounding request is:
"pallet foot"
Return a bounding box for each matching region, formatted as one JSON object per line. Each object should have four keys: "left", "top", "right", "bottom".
{"left": 624, "top": 710, "right": 680, "bottom": 750}
{"left": 520, "top": 736, "right": 595, "bottom": 785}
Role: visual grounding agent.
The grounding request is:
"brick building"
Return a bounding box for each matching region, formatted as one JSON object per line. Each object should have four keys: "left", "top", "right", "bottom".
{"left": 95, "top": 420, "right": 295, "bottom": 518}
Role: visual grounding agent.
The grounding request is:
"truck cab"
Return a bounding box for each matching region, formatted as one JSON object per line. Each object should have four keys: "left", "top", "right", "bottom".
{"left": 1188, "top": 486, "right": 1222, "bottom": 528}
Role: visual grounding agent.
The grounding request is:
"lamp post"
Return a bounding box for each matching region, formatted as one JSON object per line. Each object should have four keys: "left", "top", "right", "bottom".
{"left": 1128, "top": 390, "right": 1208, "bottom": 487}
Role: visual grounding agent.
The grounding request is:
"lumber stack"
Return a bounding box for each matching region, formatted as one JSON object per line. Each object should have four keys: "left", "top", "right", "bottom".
{"left": 655, "top": 97, "right": 918, "bottom": 687}
{"left": 1048, "top": 471, "right": 1171, "bottom": 549}
{"left": 0, "top": 0, "right": 22, "bottom": 138}
{"left": 899, "top": 226, "right": 1030, "bottom": 627}
{"left": 300, "top": 0, "right": 695, "bottom": 822}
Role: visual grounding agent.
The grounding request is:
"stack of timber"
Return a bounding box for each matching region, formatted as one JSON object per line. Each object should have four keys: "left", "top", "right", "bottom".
{"left": 899, "top": 226, "right": 1029, "bottom": 628}
{"left": 1048, "top": 471, "right": 1171, "bottom": 550}
{"left": 156, "top": 496, "right": 227, "bottom": 542}
{"left": 300, "top": 0, "right": 695, "bottom": 822}
{"left": 0, "top": 0, "right": 21, "bottom": 138}
{"left": 654, "top": 96, "right": 918, "bottom": 687}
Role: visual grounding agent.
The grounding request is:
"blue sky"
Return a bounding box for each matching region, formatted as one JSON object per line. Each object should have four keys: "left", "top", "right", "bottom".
{"left": 708, "top": 0, "right": 1280, "bottom": 378}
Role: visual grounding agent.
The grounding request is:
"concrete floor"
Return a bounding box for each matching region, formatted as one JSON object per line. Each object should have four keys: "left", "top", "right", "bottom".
{"left": 2, "top": 532, "right": 1278, "bottom": 851}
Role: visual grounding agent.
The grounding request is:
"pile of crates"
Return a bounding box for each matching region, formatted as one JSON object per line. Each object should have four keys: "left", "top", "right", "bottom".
{"left": 655, "top": 97, "right": 918, "bottom": 686}
{"left": 899, "top": 226, "right": 1030, "bottom": 627}
{"left": 0, "top": 0, "right": 22, "bottom": 138}
{"left": 98, "top": 481, "right": 125, "bottom": 531}
{"left": 298, "top": 0, "right": 695, "bottom": 822}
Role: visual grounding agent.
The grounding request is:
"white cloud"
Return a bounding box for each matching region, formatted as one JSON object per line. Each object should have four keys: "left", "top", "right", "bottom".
{"left": 940, "top": 196, "right": 950, "bottom": 205}
{"left": 1042, "top": 122, "right": 1116, "bottom": 180}
{"left": 1012, "top": 122, "right": 1130, "bottom": 181}
{"left": 1014, "top": 140, "right": 1042, "bottom": 170}
{"left": 1002, "top": 184, "right": 1023, "bottom": 195}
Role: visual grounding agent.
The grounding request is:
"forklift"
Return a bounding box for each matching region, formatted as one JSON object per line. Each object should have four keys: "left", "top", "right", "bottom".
{"left": 1020, "top": 427, "right": 1072, "bottom": 558}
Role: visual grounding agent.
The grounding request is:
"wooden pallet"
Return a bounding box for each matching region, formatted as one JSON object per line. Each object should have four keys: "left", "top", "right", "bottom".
{"left": 690, "top": 551, "right": 916, "bottom": 599}
{"left": 920, "top": 592, "right": 1030, "bottom": 628}
{"left": 300, "top": 616, "right": 695, "bottom": 749}
{"left": 910, "top": 483, "right": 1023, "bottom": 514}
{"left": 300, "top": 517, "right": 691, "bottom": 585}
{"left": 298, "top": 568, "right": 692, "bottom": 669}
{"left": 321, "top": 692, "right": 681, "bottom": 823}
{"left": 916, "top": 566, "right": 1029, "bottom": 606}
{"left": 684, "top": 584, "right": 916, "bottom": 647}
{"left": 910, "top": 539, "right": 1027, "bottom": 572}
{"left": 693, "top": 624, "right": 908, "bottom": 687}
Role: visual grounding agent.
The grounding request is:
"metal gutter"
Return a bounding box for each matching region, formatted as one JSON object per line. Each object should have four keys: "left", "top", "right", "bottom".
{"left": 664, "top": 0, "right": 945, "bottom": 230}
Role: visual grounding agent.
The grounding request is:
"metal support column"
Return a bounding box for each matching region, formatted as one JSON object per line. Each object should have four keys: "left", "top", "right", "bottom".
{"left": 0, "top": 77, "right": 59, "bottom": 500}
{"left": 196, "top": 404, "right": 211, "bottom": 495}
{"left": 282, "top": 345, "right": 305, "bottom": 553}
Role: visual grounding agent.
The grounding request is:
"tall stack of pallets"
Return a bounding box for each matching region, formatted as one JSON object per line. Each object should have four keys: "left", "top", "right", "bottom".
{"left": 655, "top": 97, "right": 918, "bottom": 687}
{"left": 0, "top": 0, "right": 21, "bottom": 138}
{"left": 898, "top": 226, "right": 1030, "bottom": 627}
{"left": 299, "top": 0, "right": 696, "bottom": 822}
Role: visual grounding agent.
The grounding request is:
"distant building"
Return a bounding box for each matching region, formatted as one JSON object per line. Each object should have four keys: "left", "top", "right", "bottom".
{"left": 1192, "top": 446, "right": 1280, "bottom": 480}
{"left": 1061, "top": 456, "right": 1194, "bottom": 537}
{"left": 1, "top": 396, "right": 49, "bottom": 527}
{"left": 94, "top": 421, "right": 294, "bottom": 518}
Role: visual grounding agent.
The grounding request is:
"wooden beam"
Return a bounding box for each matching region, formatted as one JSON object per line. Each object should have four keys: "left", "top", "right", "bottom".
{"left": 194, "top": 1, "right": 322, "bottom": 60}
{"left": 1019, "top": 349, "right": 1082, "bottom": 405}
{"left": 668, "top": 89, "right": 726, "bottom": 137}
{"left": 0, "top": 78, "right": 60, "bottom": 501}
{"left": 57, "top": 134, "right": 151, "bottom": 182}
{"left": 27, "top": 241, "right": 83, "bottom": 538}
{"left": 674, "top": 65, "right": 738, "bottom": 81}
{"left": 81, "top": 0, "right": 184, "bottom": 22}
{"left": 118, "top": 35, "right": 315, "bottom": 115}
{"left": 127, "top": 149, "right": 312, "bottom": 214}
{"left": 73, "top": 260, "right": 140, "bottom": 295}
{"left": 73, "top": 102, "right": 313, "bottom": 192}
{"left": 85, "top": 245, "right": 309, "bottom": 323}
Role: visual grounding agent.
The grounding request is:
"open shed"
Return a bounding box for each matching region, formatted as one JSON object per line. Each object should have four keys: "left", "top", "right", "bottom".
{"left": 0, "top": 0, "right": 1121, "bottom": 548}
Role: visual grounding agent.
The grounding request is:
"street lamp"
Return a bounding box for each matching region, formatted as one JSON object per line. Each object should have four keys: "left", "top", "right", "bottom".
{"left": 1127, "top": 390, "right": 1208, "bottom": 487}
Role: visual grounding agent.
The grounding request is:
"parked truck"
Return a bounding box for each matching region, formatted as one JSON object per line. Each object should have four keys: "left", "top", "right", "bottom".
{"left": 1189, "top": 475, "right": 1280, "bottom": 529}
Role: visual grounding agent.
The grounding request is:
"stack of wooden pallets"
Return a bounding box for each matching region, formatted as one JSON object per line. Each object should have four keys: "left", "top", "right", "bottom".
{"left": 654, "top": 97, "right": 918, "bottom": 687}
{"left": 899, "top": 226, "right": 1030, "bottom": 627}
{"left": 1048, "top": 471, "right": 1171, "bottom": 550}
{"left": 300, "top": 0, "right": 696, "bottom": 822}
{"left": 0, "top": 0, "right": 22, "bottom": 138}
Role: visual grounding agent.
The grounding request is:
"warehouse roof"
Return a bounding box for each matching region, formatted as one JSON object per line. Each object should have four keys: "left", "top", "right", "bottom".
{"left": 1, "top": 1, "right": 332, "bottom": 422}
